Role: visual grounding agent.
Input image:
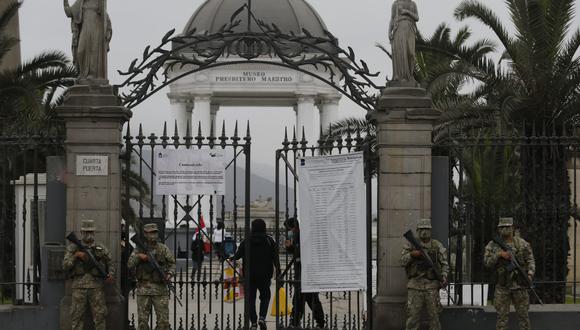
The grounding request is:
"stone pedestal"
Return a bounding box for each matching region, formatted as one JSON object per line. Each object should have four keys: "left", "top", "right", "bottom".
{"left": 369, "top": 86, "right": 439, "bottom": 330}
{"left": 56, "top": 83, "right": 132, "bottom": 330}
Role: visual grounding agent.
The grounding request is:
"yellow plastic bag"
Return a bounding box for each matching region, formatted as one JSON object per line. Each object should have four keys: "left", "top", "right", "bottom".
{"left": 271, "top": 287, "right": 292, "bottom": 316}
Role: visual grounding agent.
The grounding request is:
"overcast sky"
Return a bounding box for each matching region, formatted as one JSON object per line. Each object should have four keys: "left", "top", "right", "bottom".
{"left": 18, "top": 0, "right": 580, "bottom": 167}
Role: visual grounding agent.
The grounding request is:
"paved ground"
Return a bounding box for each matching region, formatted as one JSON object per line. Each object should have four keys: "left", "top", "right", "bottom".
{"left": 126, "top": 263, "right": 369, "bottom": 329}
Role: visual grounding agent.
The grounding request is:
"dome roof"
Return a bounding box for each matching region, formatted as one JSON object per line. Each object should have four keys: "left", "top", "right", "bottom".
{"left": 183, "top": 0, "right": 329, "bottom": 37}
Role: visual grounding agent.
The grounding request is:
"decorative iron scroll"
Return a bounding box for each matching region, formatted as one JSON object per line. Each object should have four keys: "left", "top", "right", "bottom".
{"left": 117, "top": 7, "right": 383, "bottom": 111}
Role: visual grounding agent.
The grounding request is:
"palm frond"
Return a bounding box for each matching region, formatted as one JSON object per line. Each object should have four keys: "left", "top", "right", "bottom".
{"left": 455, "top": 0, "right": 515, "bottom": 59}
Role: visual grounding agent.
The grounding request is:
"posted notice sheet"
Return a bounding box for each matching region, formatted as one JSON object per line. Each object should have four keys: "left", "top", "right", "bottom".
{"left": 155, "top": 149, "right": 226, "bottom": 195}
{"left": 297, "top": 152, "right": 367, "bottom": 292}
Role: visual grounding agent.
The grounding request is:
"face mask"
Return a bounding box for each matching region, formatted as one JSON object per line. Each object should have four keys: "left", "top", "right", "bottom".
{"left": 82, "top": 232, "right": 95, "bottom": 244}
{"left": 145, "top": 232, "right": 158, "bottom": 243}
{"left": 287, "top": 231, "right": 294, "bottom": 241}
{"left": 418, "top": 229, "right": 431, "bottom": 241}
{"left": 499, "top": 227, "right": 512, "bottom": 237}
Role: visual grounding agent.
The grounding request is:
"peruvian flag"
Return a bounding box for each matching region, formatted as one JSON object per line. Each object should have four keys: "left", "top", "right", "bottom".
{"left": 195, "top": 215, "right": 211, "bottom": 253}
{"left": 195, "top": 215, "right": 206, "bottom": 233}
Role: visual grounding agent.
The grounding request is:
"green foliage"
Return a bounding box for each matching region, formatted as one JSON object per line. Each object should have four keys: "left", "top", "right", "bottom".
{"left": 121, "top": 153, "right": 152, "bottom": 228}
{"left": 0, "top": 1, "right": 77, "bottom": 136}
{"left": 452, "top": 0, "right": 580, "bottom": 127}
{"left": 328, "top": 0, "right": 580, "bottom": 303}
{"left": 449, "top": 0, "right": 579, "bottom": 303}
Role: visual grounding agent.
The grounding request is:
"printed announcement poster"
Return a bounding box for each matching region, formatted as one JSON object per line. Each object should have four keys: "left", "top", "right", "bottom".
{"left": 297, "top": 152, "right": 367, "bottom": 293}
{"left": 155, "top": 149, "right": 226, "bottom": 195}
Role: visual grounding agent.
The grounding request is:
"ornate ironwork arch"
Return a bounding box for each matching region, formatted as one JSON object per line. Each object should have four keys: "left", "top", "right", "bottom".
{"left": 117, "top": 5, "right": 384, "bottom": 111}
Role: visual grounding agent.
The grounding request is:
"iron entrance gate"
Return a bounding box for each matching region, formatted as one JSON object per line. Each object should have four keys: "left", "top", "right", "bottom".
{"left": 274, "top": 129, "right": 373, "bottom": 330}
{"left": 122, "top": 123, "right": 373, "bottom": 329}
{"left": 122, "top": 121, "right": 253, "bottom": 330}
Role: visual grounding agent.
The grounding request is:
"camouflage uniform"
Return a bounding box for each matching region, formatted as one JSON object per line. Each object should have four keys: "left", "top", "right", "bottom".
{"left": 128, "top": 223, "right": 176, "bottom": 330}
{"left": 401, "top": 219, "right": 449, "bottom": 330}
{"left": 62, "top": 220, "right": 113, "bottom": 330}
{"left": 484, "top": 217, "right": 535, "bottom": 330}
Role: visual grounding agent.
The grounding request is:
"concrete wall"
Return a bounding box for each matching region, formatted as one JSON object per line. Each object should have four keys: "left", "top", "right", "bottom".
{"left": 440, "top": 305, "right": 580, "bottom": 330}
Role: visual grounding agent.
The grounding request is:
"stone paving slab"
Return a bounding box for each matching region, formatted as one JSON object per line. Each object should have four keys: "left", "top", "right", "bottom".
{"left": 126, "top": 280, "right": 368, "bottom": 329}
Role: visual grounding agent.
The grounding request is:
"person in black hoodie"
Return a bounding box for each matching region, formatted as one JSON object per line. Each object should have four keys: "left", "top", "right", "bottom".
{"left": 230, "top": 218, "right": 280, "bottom": 330}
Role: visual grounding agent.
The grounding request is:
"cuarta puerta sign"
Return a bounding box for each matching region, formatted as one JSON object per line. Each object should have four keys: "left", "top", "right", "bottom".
{"left": 76, "top": 155, "right": 109, "bottom": 176}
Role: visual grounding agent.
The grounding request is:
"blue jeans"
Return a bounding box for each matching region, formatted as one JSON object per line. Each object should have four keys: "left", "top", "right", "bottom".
{"left": 248, "top": 280, "right": 271, "bottom": 324}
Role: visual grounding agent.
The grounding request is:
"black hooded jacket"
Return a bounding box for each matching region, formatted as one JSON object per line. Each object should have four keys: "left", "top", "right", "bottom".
{"left": 233, "top": 233, "right": 280, "bottom": 284}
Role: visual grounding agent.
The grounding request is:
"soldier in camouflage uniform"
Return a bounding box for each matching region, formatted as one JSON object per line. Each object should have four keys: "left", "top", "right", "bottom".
{"left": 62, "top": 219, "right": 114, "bottom": 330}
{"left": 401, "top": 219, "right": 449, "bottom": 330}
{"left": 128, "top": 223, "right": 176, "bottom": 330}
{"left": 484, "top": 217, "right": 535, "bottom": 330}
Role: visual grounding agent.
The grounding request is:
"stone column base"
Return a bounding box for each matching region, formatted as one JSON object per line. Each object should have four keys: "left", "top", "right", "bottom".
{"left": 373, "top": 295, "right": 407, "bottom": 330}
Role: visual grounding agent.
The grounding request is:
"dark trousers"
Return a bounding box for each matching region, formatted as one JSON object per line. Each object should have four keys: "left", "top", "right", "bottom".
{"left": 191, "top": 259, "right": 203, "bottom": 281}
{"left": 290, "top": 288, "right": 324, "bottom": 327}
{"left": 213, "top": 242, "right": 223, "bottom": 260}
{"left": 248, "top": 280, "right": 271, "bottom": 324}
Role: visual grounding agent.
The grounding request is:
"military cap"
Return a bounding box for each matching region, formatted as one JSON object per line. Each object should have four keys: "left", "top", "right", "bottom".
{"left": 416, "top": 218, "right": 432, "bottom": 229}
{"left": 498, "top": 217, "right": 513, "bottom": 227}
{"left": 143, "top": 223, "right": 159, "bottom": 233}
{"left": 80, "top": 219, "right": 96, "bottom": 232}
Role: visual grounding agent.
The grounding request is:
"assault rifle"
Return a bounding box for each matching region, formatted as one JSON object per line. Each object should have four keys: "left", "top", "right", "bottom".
{"left": 403, "top": 230, "right": 455, "bottom": 304}
{"left": 492, "top": 236, "right": 544, "bottom": 305}
{"left": 131, "top": 234, "right": 182, "bottom": 306}
{"left": 66, "top": 232, "right": 124, "bottom": 301}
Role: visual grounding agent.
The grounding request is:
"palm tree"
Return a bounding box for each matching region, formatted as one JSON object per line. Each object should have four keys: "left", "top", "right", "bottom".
{"left": 323, "top": 23, "right": 496, "bottom": 159}
{"left": 0, "top": 1, "right": 78, "bottom": 303}
{"left": 0, "top": 2, "right": 152, "bottom": 305}
{"left": 0, "top": 2, "right": 76, "bottom": 135}
{"left": 451, "top": 0, "right": 580, "bottom": 304}
{"left": 327, "top": 1, "right": 580, "bottom": 303}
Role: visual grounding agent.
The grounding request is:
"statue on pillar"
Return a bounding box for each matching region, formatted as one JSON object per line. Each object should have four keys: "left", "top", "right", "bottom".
{"left": 388, "top": 0, "right": 419, "bottom": 84}
{"left": 63, "top": 0, "right": 112, "bottom": 80}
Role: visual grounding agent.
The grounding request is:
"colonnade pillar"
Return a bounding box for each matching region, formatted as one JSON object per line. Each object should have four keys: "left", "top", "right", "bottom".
{"left": 211, "top": 104, "right": 220, "bottom": 135}
{"left": 192, "top": 94, "right": 212, "bottom": 137}
{"left": 319, "top": 95, "right": 340, "bottom": 133}
{"left": 296, "top": 94, "right": 317, "bottom": 145}
{"left": 169, "top": 98, "right": 191, "bottom": 137}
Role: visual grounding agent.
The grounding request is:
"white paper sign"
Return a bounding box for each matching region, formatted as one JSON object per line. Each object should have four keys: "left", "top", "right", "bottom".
{"left": 155, "top": 149, "right": 226, "bottom": 195}
{"left": 76, "top": 155, "right": 108, "bottom": 176}
{"left": 297, "top": 152, "right": 367, "bottom": 292}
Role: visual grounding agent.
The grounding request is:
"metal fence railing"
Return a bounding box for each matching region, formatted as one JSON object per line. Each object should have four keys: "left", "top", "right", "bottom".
{"left": 0, "top": 134, "right": 63, "bottom": 306}
{"left": 435, "top": 125, "right": 580, "bottom": 306}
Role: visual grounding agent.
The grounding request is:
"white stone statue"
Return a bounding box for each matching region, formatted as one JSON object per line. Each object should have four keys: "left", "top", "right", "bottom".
{"left": 388, "top": 0, "right": 419, "bottom": 84}
{"left": 63, "top": 0, "right": 112, "bottom": 80}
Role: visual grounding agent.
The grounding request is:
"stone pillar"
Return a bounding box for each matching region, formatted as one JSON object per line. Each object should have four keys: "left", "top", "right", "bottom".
{"left": 318, "top": 95, "right": 340, "bottom": 132}
{"left": 296, "top": 94, "right": 317, "bottom": 145}
{"left": 369, "top": 87, "right": 439, "bottom": 330}
{"left": 192, "top": 94, "right": 212, "bottom": 137}
{"left": 169, "top": 98, "right": 190, "bottom": 137}
{"left": 56, "top": 83, "right": 132, "bottom": 330}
